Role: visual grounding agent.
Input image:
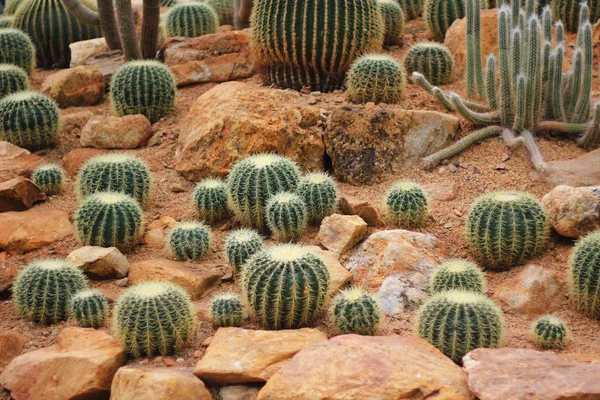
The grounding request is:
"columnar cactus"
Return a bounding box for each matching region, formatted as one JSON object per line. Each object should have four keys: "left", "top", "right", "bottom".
{"left": 251, "top": 0, "right": 384, "bottom": 92}
{"left": 0, "top": 91, "right": 60, "bottom": 150}
{"left": 569, "top": 230, "right": 600, "bottom": 318}
{"left": 0, "top": 64, "right": 30, "bottom": 99}
{"left": 383, "top": 181, "right": 429, "bottom": 228}
{"left": 378, "top": 0, "right": 405, "bottom": 46}
{"left": 347, "top": 54, "right": 406, "bottom": 104}
{"left": 466, "top": 192, "right": 548, "bottom": 270}
{"left": 113, "top": 281, "right": 197, "bottom": 358}
{"left": 429, "top": 259, "right": 486, "bottom": 294}
{"left": 74, "top": 192, "right": 144, "bottom": 249}
{"left": 167, "top": 221, "right": 212, "bottom": 261}
{"left": 110, "top": 60, "right": 177, "bottom": 124}
{"left": 205, "top": 0, "right": 233, "bottom": 25}
{"left": 224, "top": 228, "right": 264, "bottom": 271}
{"left": 424, "top": 0, "right": 488, "bottom": 41}
{"left": 404, "top": 42, "right": 454, "bottom": 85}
{"left": 193, "top": 178, "right": 228, "bottom": 224}
{"left": 164, "top": 3, "right": 219, "bottom": 38}
{"left": 242, "top": 244, "right": 330, "bottom": 329}
{"left": 210, "top": 293, "right": 243, "bottom": 327}
{"left": 417, "top": 291, "right": 505, "bottom": 363}
{"left": 13, "top": 259, "right": 88, "bottom": 325}
{"left": 0, "top": 29, "right": 35, "bottom": 74}
{"left": 552, "top": 0, "right": 599, "bottom": 32}
{"left": 70, "top": 289, "right": 108, "bottom": 328}
{"left": 265, "top": 192, "right": 308, "bottom": 242}
{"left": 31, "top": 163, "right": 65, "bottom": 195}
{"left": 331, "top": 287, "right": 382, "bottom": 335}
{"left": 396, "top": 0, "right": 422, "bottom": 20}
{"left": 296, "top": 172, "right": 338, "bottom": 223}
{"left": 531, "top": 315, "right": 571, "bottom": 349}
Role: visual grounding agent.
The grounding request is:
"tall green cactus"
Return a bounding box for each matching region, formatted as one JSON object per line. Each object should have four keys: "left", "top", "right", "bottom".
{"left": 346, "top": 54, "right": 407, "bottom": 104}
{"left": 0, "top": 29, "right": 35, "bottom": 75}
{"left": 331, "top": 287, "right": 382, "bottom": 335}
{"left": 404, "top": 42, "right": 454, "bottom": 86}
{"left": 378, "top": 0, "right": 405, "bottom": 46}
{"left": 569, "top": 230, "right": 600, "bottom": 318}
{"left": 424, "top": 0, "right": 488, "bottom": 42}
{"left": 0, "top": 64, "right": 30, "bottom": 99}
{"left": 265, "top": 192, "right": 308, "bottom": 242}
{"left": 164, "top": 3, "right": 219, "bottom": 38}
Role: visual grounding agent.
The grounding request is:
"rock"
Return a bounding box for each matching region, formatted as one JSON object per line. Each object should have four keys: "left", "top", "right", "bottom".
{"left": 81, "top": 50, "right": 126, "bottom": 86}
{"left": 175, "top": 81, "right": 325, "bottom": 181}
{"left": 66, "top": 246, "right": 130, "bottom": 280}
{"left": 0, "top": 142, "right": 42, "bottom": 183}
{"left": 422, "top": 182, "right": 458, "bottom": 202}
{"left": 219, "top": 385, "right": 261, "bottom": 400}
{"left": 305, "top": 246, "right": 353, "bottom": 295}
{"left": 41, "top": 66, "right": 105, "bottom": 108}
{"left": 0, "top": 209, "right": 73, "bottom": 252}
{"left": 533, "top": 148, "right": 600, "bottom": 188}
{"left": 194, "top": 327, "right": 327, "bottom": 385}
{"left": 317, "top": 214, "right": 367, "bottom": 254}
{"left": 258, "top": 335, "right": 470, "bottom": 400}
{"left": 493, "top": 264, "right": 563, "bottom": 317}
{"left": 0, "top": 259, "right": 19, "bottom": 298}
{"left": 129, "top": 259, "right": 221, "bottom": 300}
{"left": 62, "top": 110, "right": 94, "bottom": 134}
{"left": 324, "top": 106, "right": 459, "bottom": 185}
{"left": 110, "top": 367, "right": 212, "bottom": 400}
{"left": 542, "top": 185, "right": 600, "bottom": 238}
{"left": 80, "top": 115, "right": 153, "bottom": 149}
{"left": 377, "top": 276, "right": 429, "bottom": 315}
{"left": 0, "top": 327, "right": 126, "bottom": 400}
{"left": 69, "top": 38, "right": 110, "bottom": 67}
{"left": 0, "top": 177, "right": 45, "bottom": 212}
{"left": 463, "top": 348, "right": 600, "bottom": 400}
{"left": 0, "top": 332, "right": 24, "bottom": 369}
{"left": 339, "top": 195, "right": 385, "bottom": 227}
{"left": 62, "top": 148, "right": 105, "bottom": 176}
{"left": 144, "top": 216, "right": 178, "bottom": 248}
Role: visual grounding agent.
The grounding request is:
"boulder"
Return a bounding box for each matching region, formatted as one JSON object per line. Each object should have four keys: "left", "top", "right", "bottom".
{"left": 0, "top": 259, "right": 19, "bottom": 298}
{"left": 194, "top": 327, "right": 327, "bottom": 385}
{"left": 324, "top": 106, "right": 459, "bottom": 185}
{"left": 175, "top": 81, "right": 325, "bottom": 181}
{"left": 377, "top": 276, "right": 429, "bottom": 315}
{"left": 0, "top": 328, "right": 126, "bottom": 400}
{"left": 542, "top": 185, "right": 600, "bottom": 238}
{"left": 80, "top": 115, "right": 153, "bottom": 149}
{"left": 422, "top": 182, "right": 458, "bottom": 202}
{"left": 81, "top": 50, "right": 126, "bottom": 86}
{"left": 41, "top": 66, "right": 105, "bottom": 108}
{"left": 218, "top": 385, "right": 261, "bottom": 400}
{"left": 0, "top": 209, "right": 73, "bottom": 252}
{"left": 258, "top": 335, "right": 471, "bottom": 400}
{"left": 305, "top": 246, "right": 353, "bottom": 295}
{"left": 69, "top": 38, "right": 110, "bottom": 67}
{"left": 144, "top": 216, "right": 178, "bottom": 248}
{"left": 339, "top": 195, "right": 385, "bottom": 227}
{"left": 317, "top": 214, "right": 367, "bottom": 254}
{"left": 0, "top": 142, "right": 42, "bottom": 184}
{"left": 62, "top": 110, "right": 94, "bottom": 134}
{"left": 533, "top": 148, "right": 600, "bottom": 188}
{"left": 0, "top": 177, "right": 45, "bottom": 212}
{"left": 62, "top": 148, "right": 105, "bottom": 176}
{"left": 0, "top": 332, "right": 24, "bottom": 369}
{"left": 66, "top": 246, "right": 130, "bottom": 280}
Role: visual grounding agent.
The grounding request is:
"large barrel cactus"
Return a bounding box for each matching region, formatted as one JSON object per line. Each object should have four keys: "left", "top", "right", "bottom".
{"left": 164, "top": 3, "right": 219, "bottom": 38}
{"left": 424, "top": 0, "right": 488, "bottom": 42}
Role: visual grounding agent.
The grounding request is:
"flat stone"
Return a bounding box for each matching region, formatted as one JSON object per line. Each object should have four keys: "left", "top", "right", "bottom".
{"left": 0, "top": 332, "right": 24, "bottom": 369}
{"left": 69, "top": 38, "right": 110, "bottom": 67}
{"left": 339, "top": 195, "right": 385, "bottom": 227}
{"left": 542, "top": 185, "right": 600, "bottom": 238}
{"left": 377, "top": 276, "right": 429, "bottom": 315}
{"left": 62, "top": 148, "right": 105, "bottom": 177}
{"left": 0, "top": 209, "right": 73, "bottom": 252}
{"left": 318, "top": 214, "right": 367, "bottom": 254}
{"left": 81, "top": 50, "right": 126, "bottom": 87}
{"left": 0, "top": 177, "right": 45, "bottom": 212}
{"left": 41, "top": 66, "right": 105, "bottom": 108}
{"left": 422, "top": 182, "right": 458, "bottom": 202}
{"left": 305, "top": 246, "right": 353, "bottom": 295}
{"left": 533, "top": 147, "right": 600, "bottom": 188}
{"left": 80, "top": 115, "right": 153, "bottom": 149}
{"left": 143, "top": 216, "right": 178, "bottom": 248}
{"left": 66, "top": 246, "right": 130, "bottom": 280}
{"left": 0, "top": 142, "right": 43, "bottom": 184}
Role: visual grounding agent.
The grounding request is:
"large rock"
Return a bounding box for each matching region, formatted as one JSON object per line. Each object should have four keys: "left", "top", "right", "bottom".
{"left": 0, "top": 332, "right": 24, "bottom": 369}
{"left": 63, "top": 148, "right": 105, "bottom": 176}
{"left": 339, "top": 195, "right": 385, "bottom": 227}
{"left": 194, "top": 327, "right": 327, "bottom": 385}
{"left": 218, "top": 385, "right": 261, "bottom": 400}
{"left": 0, "top": 328, "right": 126, "bottom": 400}
{"left": 377, "top": 275, "right": 429, "bottom": 315}
{"left": 324, "top": 106, "right": 459, "bottom": 185}
{"left": 533, "top": 148, "right": 600, "bottom": 188}
{"left": 0, "top": 142, "right": 42, "bottom": 183}
{"left": 422, "top": 182, "right": 458, "bottom": 202}
{"left": 81, "top": 50, "right": 126, "bottom": 86}
{"left": 542, "top": 185, "right": 600, "bottom": 238}
{"left": 41, "top": 66, "right": 105, "bottom": 108}
{"left": 143, "top": 216, "right": 178, "bottom": 248}
{"left": 0, "top": 259, "right": 19, "bottom": 298}
{"left": 70, "top": 38, "right": 110, "bottom": 67}
{"left": 80, "top": 115, "right": 152, "bottom": 149}
{"left": 463, "top": 348, "right": 600, "bottom": 400}
{"left": 258, "top": 335, "right": 471, "bottom": 400}
{"left": 0, "top": 209, "right": 73, "bottom": 252}
{"left": 66, "top": 246, "right": 130, "bottom": 280}
{"left": 0, "top": 177, "right": 45, "bottom": 212}
{"left": 62, "top": 110, "right": 94, "bottom": 134}
{"left": 175, "top": 81, "right": 325, "bottom": 181}
{"left": 305, "top": 246, "right": 353, "bottom": 295}
{"left": 317, "top": 214, "right": 367, "bottom": 254}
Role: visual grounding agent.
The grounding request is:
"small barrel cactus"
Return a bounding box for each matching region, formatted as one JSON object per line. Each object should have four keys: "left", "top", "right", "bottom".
{"left": 31, "top": 163, "right": 65, "bottom": 195}
{"left": 0, "top": 64, "right": 30, "bottom": 99}
{"left": 13, "top": 259, "right": 88, "bottom": 325}
{"left": 164, "top": 3, "right": 219, "bottom": 38}
{"left": 167, "top": 221, "right": 212, "bottom": 261}
{"left": 378, "top": 0, "right": 405, "bottom": 46}
{"left": 113, "top": 281, "right": 197, "bottom": 358}
{"left": 205, "top": 0, "right": 233, "bottom": 25}
{"left": 224, "top": 228, "right": 264, "bottom": 271}
{"left": 110, "top": 60, "right": 177, "bottom": 124}
{"left": 0, "top": 91, "right": 60, "bottom": 150}
{"left": 0, "top": 16, "right": 13, "bottom": 28}
{"left": 76, "top": 153, "right": 154, "bottom": 208}
{"left": 383, "top": 180, "right": 429, "bottom": 228}
{"left": 429, "top": 259, "right": 486, "bottom": 294}
{"left": 296, "top": 172, "right": 338, "bottom": 223}
{"left": 569, "top": 230, "right": 600, "bottom": 318}
{"left": 227, "top": 154, "right": 301, "bottom": 233}
{"left": 531, "top": 315, "right": 571, "bottom": 350}
{"left": 347, "top": 54, "right": 407, "bottom": 104}
{"left": 396, "top": 0, "right": 422, "bottom": 20}
{"left": 404, "top": 42, "right": 454, "bottom": 85}
{"left": 417, "top": 290, "right": 505, "bottom": 363}
{"left": 242, "top": 244, "right": 330, "bottom": 329}
{"left": 331, "top": 287, "right": 382, "bottom": 335}
{"left": 70, "top": 289, "right": 109, "bottom": 328}
{"left": 552, "top": 0, "right": 599, "bottom": 33}
{"left": 466, "top": 191, "right": 549, "bottom": 270}
{"left": 424, "top": 0, "right": 488, "bottom": 41}
{"left": 265, "top": 192, "right": 308, "bottom": 242}
{"left": 0, "top": 28, "right": 36, "bottom": 74}
{"left": 74, "top": 192, "right": 144, "bottom": 249}
{"left": 193, "top": 178, "right": 228, "bottom": 224}
{"left": 210, "top": 293, "right": 243, "bottom": 328}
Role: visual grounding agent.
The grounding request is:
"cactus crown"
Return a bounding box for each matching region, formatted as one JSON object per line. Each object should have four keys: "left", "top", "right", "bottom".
{"left": 383, "top": 180, "right": 429, "bottom": 228}
{"left": 265, "top": 191, "right": 308, "bottom": 242}
{"left": 0, "top": 63, "right": 30, "bottom": 99}
{"left": 167, "top": 221, "right": 212, "bottom": 261}
{"left": 224, "top": 228, "right": 264, "bottom": 271}
{"left": 297, "top": 172, "right": 338, "bottom": 223}
{"left": 31, "top": 163, "right": 65, "bottom": 195}
{"left": 210, "top": 293, "right": 243, "bottom": 328}
{"left": 378, "top": 0, "right": 405, "bottom": 46}
{"left": 429, "top": 259, "right": 486, "bottom": 294}
{"left": 70, "top": 289, "right": 108, "bottom": 329}
{"left": 164, "top": 3, "right": 219, "bottom": 38}
{"left": 331, "top": 287, "right": 382, "bottom": 335}
{"left": 0, "top": 28, "right": 36, "bottom": 74}
{"left": 531, "top": 314, "right": 571, "bottom": 349}
{"left": 193, "top": 177, "right": 228, "bottom": 224}
{"left": 405, "top": 42, "right": 454, "bottom": 86}
{"left": 569, "top": 230, "right": 600, "bottom": 318}
{"left": 347, "top": 54, "right": 407, "bottom": 104}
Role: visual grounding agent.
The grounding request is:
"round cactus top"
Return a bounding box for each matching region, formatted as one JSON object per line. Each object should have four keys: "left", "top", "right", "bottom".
{"left": 29, "top": 259, "right": 76, "bottom": 271}
{"left": 410, "top": 41, "right": 452, "bottom": 51}
{"left": 303, "top": 172, "right": 332, "bottom": 184}
{"left": 197, "top": 178, "right": 225, "bottom": 189}
{"left": 441, "top": 259, "right": 479, "bottom": 273}
{"left": 436, "top": 290, "right": 491, "bottom": 304}
{"left": 91, "top": 191, "right": 136, "bottom": 205}
{"left": 125, "top": 281, "right": 184, "bottom": 299}
{"left": 0, "top": 63, "right": 27, "bottom": 73}
{"left": 86, "top": 153, "right": 145, "bottom": 165}
{"left": 213, "top": 293, "right": 239, "bottom": 302}
{"left": 393, "top": 181, "right": 421, "bottom": 191}
{"left": 3, "top": 90, "right": 48, "bottom": 102}
{"left": 270, "top": 192, "right": 299, "bottom": 203}
{"left": 535, "top": 314, "right": 565, "bottom": 326}
{"left": 72, "top": 288, "right": 104, "bottom": 300}
{"left": 249, "top": 154, "right": 284, "bottom": 168}
{"left": 175, "top": 221, "right": 209, "bottom": 231}
{"left": 337, "top": 287, "right": 372, "bottom": 302}
{"left": 267, "top": 244, "right": 312, "bottom": 263}
{"left": 228, "top": 228, "right": 260, "bottom": 243}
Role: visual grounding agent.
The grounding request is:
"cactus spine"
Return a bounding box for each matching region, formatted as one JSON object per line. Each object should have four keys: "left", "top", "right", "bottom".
{"left": 396, "top": 0, "right": 422, "bottom": 20}
{"left": 429, "top": 259, "right": 486, "bottom": 294}
{"left": 168, "top": 221, "right": 212, "bottom": 261}
{"left": 569, "top": 230, "right": 600, "bottom": 318}
{"left": 210, "top": 293, "right": 243, "bottom": 328}
{"left": 0, "top": 64, "right": 29, "bottom": 99}
{"left": 552, "top": 0, "right": 599, "bottom": 33}
{"left": 383, "top": 181, "right": 429, "bottom": 228}
{"left": 265, "top": 192, "right": 308, "bottom": 242}
{"left": 31, "top": 163, "right": 65, "bottom": 195}
{"left": 204, "top": 0, "right": 233, "bottom": 25}
{"left": 531, "top": 315, "right": 570, "bottom": 349}
{"left": 193, "top": 178, "right": 228, "bottom": 224}
{"left": 0, "top": 29, "right": 35, "bottom": 74}
{"left": 331, "top": 287, "right": 382, "bottom": 335}
{"left": 404, "top": 42, "right": 453, "bottom": 86}
{"left": 164, "top": 3, "right": 219, "bottom": 38}
{"left": 378, "top": 0, "right": 405, "bottom": 46}
{"left": 296, "top": 172, "right": 338, "bottom": 223}
{"left": 70, "top": 289, "right": 108, "bottom": 328}
{"left": 347, "top": 54, "right": 406, "bottom": 104}
{"left": 224, "top": 228, "right": 264, "bottom": 271}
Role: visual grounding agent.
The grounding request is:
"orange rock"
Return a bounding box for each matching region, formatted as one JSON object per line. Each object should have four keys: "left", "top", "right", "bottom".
{"left": 80, "top": 115, "right": 153, "bottom": 149}
{"left": 318, "top": 214, "right": 367, "bottom": 254}
{"left": 0, "top": 332, "right": 24, "bottom": 369}
{"left": 542, "top": 185, "right": 600, "bottom": 238}
{"left": 339, "top": 195, "right": 385, "bottom": 227}
{"left": 66, "top": 246, "right": 130, "bottom": 280}
{"left": 0, "top": 177, "right": 45, "bottom": 212}
{"left": 422, "top": 182, "right": 458, "bottom": 202}
{"left": 0, "top": 141, "right": 42, "bottom": 184}
{"left": 144, "top": 216, "right": 178, "bottom": 248}
{"left": 41, "top": 66, "right": 105, "bottom": 108}
{"left": 0, "top": 259, "right": 19, "bottom": 298}
{"left": 62, "top": 148, "right": 105, "bottom": 177}
{"left": 62, "top": 110, "right": 94, "bottom": 135}
{"left": 0, "top": 209, "right": 73, "bottom": 252}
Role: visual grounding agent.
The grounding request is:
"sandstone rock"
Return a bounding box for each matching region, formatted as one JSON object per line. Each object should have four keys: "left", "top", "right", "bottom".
{"left": 81, "top": 50, "right": 126, "bottom": 86}
{"left": 194, "top": 327, "right": 327, "bottom": 385}
{"left": 317, "top": 214, "right": 367, "bottom": 254}
{"left": 463, "top": 348, "right": 600, "bottom": 400}
{"left": 339, "top": 195, "right": 385, "bottom": 227}
{"left": 63, "top": 148, "right": 105, "bottom": 176}
{"left": 219, "top": 385, "right": 261, "bottom": 400}
{"left": 41, "top": 66, "right": 105, "bottom": 108}
{"left": 377, "top": 276, "right": 429, "bottom": 315}
{"left": 0, "top": 332, "right": 24, "bottom": 369}
{"left": 62, "top": 110, "right": 94, "bottom": 134}
{"left": 324, "top": 107, "right": 459, "bottom": 185}
{"left": 110, "top": 367, "right": 212, "bottom": 400}
{"left": 80, "top": 115, "right": 152, "bottom": 149}
{"left": 0, "top": 259, "right": 19, "bottom": 298}
{"left": 0, "top": 209, "right": 73, "bottom": 252}
{"left": 144, "top": 216, "right": 178, "bottom": 248}
{"left": 129, "top": 259, "right": 221, "bottom": 300}
{"left": 533, "top": 148, "right": 600, "bottom": 188}
{"left": 0, "top": 177, "right": 45, "bottom": 212}
{"left": 305, "top": 246, "right": 353, "bottom": 295}
{"left": 422, "top": 181, "right": 458, "bottom": 202}
{"left": 542, "top": 185, "right": 600, "bottom": 238}
{"left": 0, "top": 327, "right": 126, "bottom": 400}
{"left": 258, "top": 335, "right": 471, "bottom": 400}
{"left": 70, "top": 38, "right": 110, "bottom": 67}
{"left": 66, "top": 246, "right": 130, "bottom": 280}
{"left": 175, "top": 81, "right": 324, "bottom": 181}
{"left": 0, "top": 142, "right": 42, "bottom": 183}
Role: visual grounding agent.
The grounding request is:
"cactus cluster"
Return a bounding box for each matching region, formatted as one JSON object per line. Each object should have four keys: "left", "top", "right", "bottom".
{"left": 224, "top": 228, "right": 264, "bottom": 271}
{"left": 70, "top": 289, "right": 108, "bottom": 328}
{"left": 429, "top": 259, "right": 486, "bottom": 294}
{"left": 569, "top": 230, "right": 600, "bottom": 318}
{"left": 164, "top": 3, "right": 219, "bottom": 38}
{"left": 424, "top": 0, "right": 488, "bottom": 41}
{"left": 193, "top": 178, "right": 228, "bottom": 224}
{"left": 168, "top": 221, "right": 212, "bottom": 261}
{"left": 113, "top": 281, "right": 197, "bottom": 358}
{"left": 251, "top": 0, "right": 384, "bottom": 92}
{"left": 265, "top": 192, "right": 308, "bottom": 242}
{"left": 13, "top": 259, "right": 88, "bottom": 325}
{"left": 110, "top": 60, "right": 177, "bottom": 124}
{"left": 0, "top": 28, "right": 36, "bottom": 74}
{"left": 378, "top": 0, "right": 405, "bottom": 46}
{"left": 331, "top": 287, "right": 382, "bottom": 335}
{"left": 242, "top": 244, "right": 330, "bottom": 330}
{"left": 296, "top": 172, "right": 338, "bottom": 223}
{"left": 347, "top": 54, "right": 406, "bottom": 104}
{"left": 31, "top": 163, "right": 65, "bottom": 195}
{"left": 552, "top": 0, "right": 599, "bottom": 32}
{"left": 0, "top": 64, "right": 29, "bottom": 99}
{"left": 210, "top": 293, "right": 243, "bottom": 328}
{"left": 204, "top": 0, "right": 233, "bottom": 25}
{"left": 404, "top": 42, "right": 453, "bottom": 85}
{"left": 531, "top": 315, "right": 570, "bottom": 350}
{"left": 396, "top": 0, "right": 422, "bottom": 20}
{"left": 383, "top": 181, "right": 429, "bottom": 228}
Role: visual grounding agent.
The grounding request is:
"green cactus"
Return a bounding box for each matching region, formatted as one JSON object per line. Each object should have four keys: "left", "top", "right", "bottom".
{"left": 224, "top": 228, "right": 264, "bottom": 271}
{"left": 205, "top": 0, "right": 233, "bottom": 25}
{"left": 164, "top": 3, "right": 219, "bottom": 38}
{"left": 429, "top": 259, "right": 486, "bottom": 294}
{"left": 251, "top": 0, "right": 384, "bottom": 92}
{"left": 167, "top": 221, "right": 212, "bottom": 261}
{"left": 347, "top": 54, "right": 406, "bottom": 104}
{"left": 0, "top": 91, "right": 60, "bottom": 150}
{"left": 466, "top": 191, "right": 548, "bottom": 270}
{"left": 110, "top": 60, "right": 177, "bottom": 124}
{"left": 417, "top": 290, "right": 505, "bottom": 363}
{"left": 31, "top": 163, "right": 65, "bottom": 195}
{"left": 0, "top": 16, "right": 14, "bottom": 28}
{"left": 378, "top": 0, "right": 405, "bottom": 46}
{"left": 531, "top": 314, "right": 571, "bottom": 349}
{"left": 242, "top": 244, "right": 330, "bottom": 329}
{"left": 396, "top": 0, "right": 422, "bottom": 20}
{"left": 404, "top": 42, "right": 453, "bottom": 85}
{"left": 424, "top": 0, "right": 488, "bottom": 42}
{"left": 568, "top": 230, "right": 600, "bottom": 318}
{"left": 12, "top": 0, "right": 102, "bottom": 68}
{"left": 13, "top": 259, "right": 88, "bottom": 325}
{"left": 552, "top": 0, "right": 599, "bottom": 33}
{"left": 76, "top": 153, "right": 155, "bottom": 208}
{"left": 74, "top": 192, "right": 144, "bottom": 250}
{"left": 265, "top": 192, "right": 308, "bottom": 242}
{"left": 209, "top": 293, "right": 243, "bottom": 328}
{"left": 70, "top": 289, "right": 108, "bottom": 328}
{"left": 227, "top": 154, "right": 301, "bottom": 233}
{"left": 161, "top": 0, "right": 176, "bottom": 6}
{"left": 0, "top": 28, "right": 35, "bottom": 74}
{"left": 383, "top": 181, "right": 429, "bottom": 228}
{"left": 331, "top": 287, "right": 382, "bottom": 335}
{"left": 296, "top": 172, "right": 338, "bottom": 224}
{"left": 3, "top": 0, "right": 25, "bottom": 15}
{"left": 113, "top": 281, "right": 197, "bottom": 358}
{"left": 193, "top": 178, "right": 228, "bottom": 224}
{"left": 0, "top": 64, "right": 29, "bottom": 99}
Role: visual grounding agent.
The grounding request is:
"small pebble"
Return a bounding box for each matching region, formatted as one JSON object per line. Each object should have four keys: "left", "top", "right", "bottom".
{"left": 448, "top": 164, "right": 458, "bottom": 173}
{"left": 164, "top": 357, "right": 176, "bottom": 367}
{"left": 171, "top": 184, "right": 185, "bottom": 193}
{"left": 115, "top": 277, "right": 128, "bottom": 287}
